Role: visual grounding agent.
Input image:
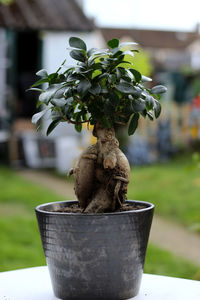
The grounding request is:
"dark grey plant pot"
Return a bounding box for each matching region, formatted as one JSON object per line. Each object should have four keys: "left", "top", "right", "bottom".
{"left": 35, "top": 200, "right": 154, "bottom": 300}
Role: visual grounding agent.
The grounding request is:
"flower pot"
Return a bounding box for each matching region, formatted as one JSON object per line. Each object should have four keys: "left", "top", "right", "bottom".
{"left": 35, "top": 200, "right": 154, "bottom": 300}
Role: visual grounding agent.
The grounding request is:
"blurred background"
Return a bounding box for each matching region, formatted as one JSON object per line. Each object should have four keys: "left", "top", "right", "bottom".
{"left": 0, "top": 0, "right": 200, "bottom": 281}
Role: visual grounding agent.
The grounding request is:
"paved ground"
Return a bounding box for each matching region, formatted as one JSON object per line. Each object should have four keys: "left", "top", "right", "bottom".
{"left": 18, "top": 169, "right": 200, "bottom": 266}
{"left": 150, "top": 216, "right": 200, "bottom": 266}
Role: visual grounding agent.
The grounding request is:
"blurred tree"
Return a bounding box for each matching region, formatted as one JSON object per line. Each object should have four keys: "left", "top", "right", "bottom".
{"left": 130, "top": 48, "right": 153, "bottom": 76}
{"left": 0, "top": 0, "right": 13, "bottom": 4}
{"left": 120, "top": 47, "right": 153, "bottom": 77}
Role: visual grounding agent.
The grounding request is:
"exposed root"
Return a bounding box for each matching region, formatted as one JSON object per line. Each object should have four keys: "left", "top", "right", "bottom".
{"left": 84, "top": 188, "right": 114, "bottom": 213}
{"left": 103, "top": 153, "right": 117, "bottom": 169}
{"left": 73, "top": 144, "right": 98, "bottom": 209}
{"left": 113, "top": 176, "right": 129, "bottom": 183}
{"left": 67, "top": 168, "right": 74, "bottom": 177}
{"left": 73, "top": 123, "right": 130, "bottom": 213}
{"left": 82, "top": 154, "right": 97, "bottom": 160}
{"left": 114, "top": 180, "right": 122, "bottom": 207}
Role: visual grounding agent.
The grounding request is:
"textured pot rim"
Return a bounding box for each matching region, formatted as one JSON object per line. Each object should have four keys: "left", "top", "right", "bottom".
{"left": 35, "top": 200, "right": 154, "bottom": 216}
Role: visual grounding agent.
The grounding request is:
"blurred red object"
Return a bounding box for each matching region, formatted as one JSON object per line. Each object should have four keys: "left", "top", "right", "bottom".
{"left": 190, "top": 95, "right": 200, "bottom": 109}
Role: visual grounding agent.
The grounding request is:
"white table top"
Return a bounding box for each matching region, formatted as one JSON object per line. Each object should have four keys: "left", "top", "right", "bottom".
{"left": 0, "top": 266, "right": 199, "bottom": 300}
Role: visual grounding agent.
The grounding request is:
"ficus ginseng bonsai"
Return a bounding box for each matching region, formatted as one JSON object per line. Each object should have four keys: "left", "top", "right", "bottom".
{"left": 31, "top": 37, "right": 167, "bottom": 214}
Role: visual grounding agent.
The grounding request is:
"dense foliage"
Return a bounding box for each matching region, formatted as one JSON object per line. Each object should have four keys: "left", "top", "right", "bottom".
{"left": 31, "top": 37, "right": 166, "bottom": 135}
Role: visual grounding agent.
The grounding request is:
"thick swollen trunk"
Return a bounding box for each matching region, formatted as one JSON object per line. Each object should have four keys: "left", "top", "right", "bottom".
{"left": 71, "top": 123, "right": 130, "bottom": 213}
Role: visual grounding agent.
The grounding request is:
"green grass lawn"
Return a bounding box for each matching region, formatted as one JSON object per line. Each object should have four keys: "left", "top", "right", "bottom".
{"left": 0, "top": 167, "right": 65, "bottom": 271}
{"left": 128, "top": 157, "right": 200, "bottom": 231}
{"left": 0, "top": 165, "right": 199, "bottom": 280}
{"left": 145, "top": 244, "right": 200, "bottom": 280}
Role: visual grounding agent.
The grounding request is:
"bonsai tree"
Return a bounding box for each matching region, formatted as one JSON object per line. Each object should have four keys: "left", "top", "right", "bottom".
{"left": 31, "top": 37, "right": 167, "bottom": 213}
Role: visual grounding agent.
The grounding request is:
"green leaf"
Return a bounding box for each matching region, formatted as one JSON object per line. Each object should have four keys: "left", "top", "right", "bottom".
{"left": 51, "top": 98, "right": 68, "bottom": 107}
{"left": 101, "top": 88, "right": 108, "bottom": 94}
{"left": 31, "top": 78, "right": 49, "bottom": 88}
{"left": 36, "top": 124, "right": 41, "bottom": 131}
{"left": 142, "top": 75, "right": 152, "bottom": 82}
{"left": 69, "top": 37, "right": 87, "bottom": 51}
{"left": 116, "top": 61, "right": 132, "bottom": 68}
{"left": 121, "top": 74, "right": 132, "bottom": 83}
{"left": 70, "top": 50, "right": 86, "bottom": 62}
{"left": 151, "top": 85, "right": 167, "bottom": 94}
{"left": 107, "top": 38, "right": 119, "bottom": 49}
{"left": 92, "top": 70, "right": 102, "bottom": 79}
{"left": 75, "top": 122, "right": 82, "bottom": 133}
{"left": 28, "top": 87, "right": 44, "bottom": 92}
{"left": 61, "top": 58, "right": 67, "bottom": 66}
{"left": 89, "top": 83, "right": 101, "bottom": 95}
{"left": 88, "top": 51, "right": 109, "bottom": 64}
{"left": 32, "top": 110, "right": 47, "bottom": 125}
{"left": 51, "top": 110, "right": 61, "bottom": 121}
{"left": 123, "top": 100, "right": 134, "bottom": 116}
{"left": 46, "top": 119, "right": 60, "bottom": 136}
{"left": 116, "top": 68, "right": 122, "bottom": 80}
{"left": 89, "top": 62, "right": 102, "bottom": 70}
{"left": 48, "top": 72, "right": 59, "bottom": 84}
{"left": 147, "top": 111, "right": 154, "bottom": 121}
{"left": 112, "top": 49, "right": 123, "bottom": 57}
{"left": 39, "top": 84, "right": 64, "bottom": 104}
{"left": 36, "top": 69, "right": 48, "bottom": 77}
{"left": 66, "top": 97, "right": 74, "bottom": 106}
{"left": 104, "top": 99, "right": 114, "bottom": 116}
{"left": 132, "top": 99, "right": 145, "bottom": 112}
{"left": 129, "top": 69, "right": 142, "bottom": 83}
{"left": 56, "top": 59, "right": 66, "bottom": 73}
{"left": 128, "top": 113, "right": 140, "bottom": 135}
{"left": 131, "top": 86, "right": 142, "bottom": 98}
{"left": 108, "top": 74, "right": 116, "bottom": 84}
{"left": 77, "top": 79, "right": 92, "bottom": 97}
{"left": 67, "top": 73, "right": 83, "bottom": 82}
{"left": 36, "top": 100, "right": 42, "bottom": 108}
{"left": 101, "top": 116, "right": 111, "bottom": 128}
{"left": 145, "top": 95, "right": 154, "bottom": 111}
{"left": 110, "top": 91, "right": 120, "bottom": 106}
{"left": 115, "top": 82, "right": 136, "bottom": 94}
{"left": 96, "top": 73, "right": 109, "bottom": 81}
{"left": 154, "top": 100, "right": 162, "bottom": 118}
{"left": 63, "top": 87, "right": 72, "bottom": 98}
{"left": 87, "top": 47, "right": 98, "bottom": 57}
{"left": 123, "top": 50, "right": 134, "bottom": 57}
{"left": 119, "top": 42, "right": 138, "bottom": 48}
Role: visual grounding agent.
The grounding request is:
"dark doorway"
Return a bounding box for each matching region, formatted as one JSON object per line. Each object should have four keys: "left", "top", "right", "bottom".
{"left": 16, "top": 30, "right": 41, "bottom": 118}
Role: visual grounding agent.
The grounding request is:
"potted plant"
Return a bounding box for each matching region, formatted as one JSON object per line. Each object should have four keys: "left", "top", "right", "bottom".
{"left": 32, "top": 37, "right": 167, "bottom": 300}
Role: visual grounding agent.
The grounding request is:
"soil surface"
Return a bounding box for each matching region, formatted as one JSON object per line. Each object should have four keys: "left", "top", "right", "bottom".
{"left": 53, "top": 202, "right": 146, "bottom": 213}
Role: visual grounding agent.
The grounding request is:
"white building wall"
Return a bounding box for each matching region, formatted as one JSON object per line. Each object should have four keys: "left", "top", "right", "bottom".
{"left": 188, "top": 40, "right": 200, "bottom": 70}
{"left": 42, "top": 30, "right": 105, "bottom": 74}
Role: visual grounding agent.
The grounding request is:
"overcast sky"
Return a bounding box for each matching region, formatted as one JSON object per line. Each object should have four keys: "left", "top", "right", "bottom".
{"left": 83, "top": 0, "right": 200, "bottom": 32}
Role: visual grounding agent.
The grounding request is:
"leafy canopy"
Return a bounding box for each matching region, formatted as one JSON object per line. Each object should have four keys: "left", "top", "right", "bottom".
{"left": 31, "top": 37, "right": 167, "bottom": 136}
